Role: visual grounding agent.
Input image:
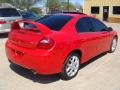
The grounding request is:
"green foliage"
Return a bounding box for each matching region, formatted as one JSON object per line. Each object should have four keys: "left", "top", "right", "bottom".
{"left": 47, "top": 0, "right": 61, "bottom": 10}
{"left": 46, "top": 0, "right": 76, "bottom": 12}
{"left": 0, "top": 0, "right": 12, "bottom": 3}
{"left": 0, "top": 0, "right": 38, "bottom": 10}
{"left": 61, "top": 2, "right": 76, "bottom": 11}
{"left": 0, "top": 0, "right": 81, "bottom": 12}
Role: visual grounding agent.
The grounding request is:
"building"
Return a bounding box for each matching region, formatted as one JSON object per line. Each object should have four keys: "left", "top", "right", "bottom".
{"left": 83, "top": 0, "right": 120, "bottom": 23}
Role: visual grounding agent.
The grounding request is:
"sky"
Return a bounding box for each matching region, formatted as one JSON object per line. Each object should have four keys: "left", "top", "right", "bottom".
{"left": 71, "top": 0, "right": 83, "bottom": 6}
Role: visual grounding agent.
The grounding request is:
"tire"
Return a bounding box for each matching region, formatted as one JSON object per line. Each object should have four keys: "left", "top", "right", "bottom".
{"left": 109, "top": 37, "right": 118, "bottom": 53}
{"left": 61, "top": 53, "right": 80, "bottom": 80}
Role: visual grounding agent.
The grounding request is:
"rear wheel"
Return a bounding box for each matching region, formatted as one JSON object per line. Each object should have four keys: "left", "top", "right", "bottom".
{"left": 109, "top": 37, "right": 117, "bottom": 53}
{"left": 61, "top": 53, "right": 80, "bottom": 80}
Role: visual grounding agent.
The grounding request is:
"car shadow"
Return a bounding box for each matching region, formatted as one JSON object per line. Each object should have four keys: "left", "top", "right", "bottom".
{"left": 0, "top": 33, "right": 8, "bottom": 38}
{"left": 9, "top": 52, "right": 107, "bottom": 84}
{"left": 10, "top": 64, "right": 61, "bottom": 84}
{"left": 80, "top": 52, "right": 107, "bottom": 69}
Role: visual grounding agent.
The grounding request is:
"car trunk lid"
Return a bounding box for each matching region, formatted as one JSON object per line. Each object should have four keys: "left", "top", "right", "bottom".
{"left": 9, "top": 20, "right": 52, "bottom": 49}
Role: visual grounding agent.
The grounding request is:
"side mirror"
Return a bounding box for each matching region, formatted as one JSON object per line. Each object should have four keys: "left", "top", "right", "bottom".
{"left": 107, "top": 27, "right": 113, "bottom": 32}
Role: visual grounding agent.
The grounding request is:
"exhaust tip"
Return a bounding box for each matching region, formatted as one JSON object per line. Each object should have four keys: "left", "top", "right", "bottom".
{"left": 31, "top": 70, "right": 37, "bottom": 75}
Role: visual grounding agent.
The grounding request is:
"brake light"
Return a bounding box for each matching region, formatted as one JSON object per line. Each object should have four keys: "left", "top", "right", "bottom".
{"left": 11, "top": 21, "right": 21, "bottom": 30}
{"left": 37, "top": 37, "right": 54, "bottom": 49}
{"left": 0, "top": 20, "right": 6, "bottom": 24}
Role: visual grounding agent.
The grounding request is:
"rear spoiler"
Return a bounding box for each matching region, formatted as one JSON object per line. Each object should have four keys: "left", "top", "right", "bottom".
{"left": 11, "top": 20, "right": 52, "bottom": 34}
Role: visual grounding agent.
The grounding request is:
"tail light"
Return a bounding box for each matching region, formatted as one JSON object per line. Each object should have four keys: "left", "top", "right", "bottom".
{"left": 37, "top": 37, "right": 54, "bottom": 49}
{"left": 0, "top": 20, "right": 6, "bottom": 24}
{"left": 11, "top": 22, "right": 21, "bottom": 30}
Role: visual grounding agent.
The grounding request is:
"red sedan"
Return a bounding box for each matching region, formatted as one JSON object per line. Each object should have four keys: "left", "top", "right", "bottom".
{"left": 6, "top": 12, "right": 118, "bottom": 80}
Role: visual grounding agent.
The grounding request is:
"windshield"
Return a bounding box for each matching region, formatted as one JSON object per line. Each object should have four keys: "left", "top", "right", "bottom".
{"left": 0, "top": 8, "right": 20, "bottom": 17}
{"left": 36, "top": 15, "right": 73, "bottom": 31}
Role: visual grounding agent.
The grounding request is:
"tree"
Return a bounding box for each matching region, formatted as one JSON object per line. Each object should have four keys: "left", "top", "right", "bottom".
{"left": 0, "top": 0, "right": 12, "bottom": 3}
{"left": 61, "top": 2, "right": 76, "bottom": 12}
{"left": 47, "top": 0, "right": 61, "bottom": 11}
{"left": 0, "top": 0, "right": 40, "bottom": 10}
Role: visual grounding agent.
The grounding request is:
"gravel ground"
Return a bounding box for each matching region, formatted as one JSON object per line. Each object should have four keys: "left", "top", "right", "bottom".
{"left": 0, "top": 23, "right": 120, "bottom": 90}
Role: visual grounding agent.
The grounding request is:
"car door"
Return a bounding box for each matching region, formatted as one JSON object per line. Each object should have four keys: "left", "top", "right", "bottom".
{"left": 90, "top": 18, "right": 112, "bottom": 53}
{"left": 76, "top": 17, "right": 102, "bottom": 63}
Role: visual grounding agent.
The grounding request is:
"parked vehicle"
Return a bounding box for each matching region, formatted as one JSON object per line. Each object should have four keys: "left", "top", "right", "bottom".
{"left": 20, "top": 11, "right": 40, "bottom": 21}
{"left": 0, "top": 8, "right": 22, "bottom": 33}
{"left": 6, "top": 12, "right": 118, "bottom": 80}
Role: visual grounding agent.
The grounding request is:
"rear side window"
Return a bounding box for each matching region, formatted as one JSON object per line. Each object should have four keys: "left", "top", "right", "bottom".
{"left": 36, "top": 15, "right": 72, "bottom": 31}
{"left": 90, "top": 18, "right": 107, "bottom": 32}
{"left": 0, "top": 8, "right": 20, "bottom": 17}
{"left": 76, "top": 17, "right": 93, "bottom": 32}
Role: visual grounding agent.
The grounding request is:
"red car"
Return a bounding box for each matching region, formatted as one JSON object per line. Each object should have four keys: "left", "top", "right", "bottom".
{"left": 6, "top": 12, "right": 118, "bottom": 80}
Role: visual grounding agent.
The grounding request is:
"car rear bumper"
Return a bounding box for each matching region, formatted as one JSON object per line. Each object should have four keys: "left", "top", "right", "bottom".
{"left": 6, "top": 40, "right": 62, "bottom": 75}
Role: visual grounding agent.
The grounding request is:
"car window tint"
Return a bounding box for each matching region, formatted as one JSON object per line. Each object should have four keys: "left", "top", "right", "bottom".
{"left": 76, "top": 17, "right": 93, "bottom": 32}
{"left": 0, "top": 8, "right": 20, "bottom": 17}
{"left": 36, "top": 15, "right": 73, "bottom": 31}
{"left": 90, "top": 18, "right": 107, "bottom": 32}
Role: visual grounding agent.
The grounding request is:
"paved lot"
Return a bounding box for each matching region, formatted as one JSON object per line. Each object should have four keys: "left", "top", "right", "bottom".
{"left": 0, "top": 23, "right": 120, "bottom": 90}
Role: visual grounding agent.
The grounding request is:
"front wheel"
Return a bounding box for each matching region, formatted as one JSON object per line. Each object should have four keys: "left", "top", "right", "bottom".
{"left": 61, "top": 53, "right": 80, "bottom": 80}
{"left": 109, "top": 37, "right": 118, "bottom": 53}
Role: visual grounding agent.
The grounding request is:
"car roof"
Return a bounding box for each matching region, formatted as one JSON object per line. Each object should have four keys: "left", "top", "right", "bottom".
{"left": 62, "top": 12, "right": 86, "bottom": 15}
{"left": 55, "top": 12, "right": 88, "bottom": 18}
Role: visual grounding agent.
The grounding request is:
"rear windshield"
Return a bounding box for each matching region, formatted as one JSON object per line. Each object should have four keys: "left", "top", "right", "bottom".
{"left": 0, "top": 8, "right": 20, "bottom": 17}
{"left": 36, "top": 15, "right": 73, "bottom": 31}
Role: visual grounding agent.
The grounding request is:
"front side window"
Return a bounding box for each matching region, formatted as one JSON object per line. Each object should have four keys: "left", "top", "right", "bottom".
{"left": 76, "top": 17, "right": 93, "bottom": 33}
{"left": 90, "top": 18, "right": 107, "bottom": 32}
{"left": 91, "top": 7, "right": 100, "bottom": 14}
{"left": 113, "top": 6, "right": 120, "bottom": 14}
{"left": 36, "top": 15, "right": 73, "bottom": 31}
